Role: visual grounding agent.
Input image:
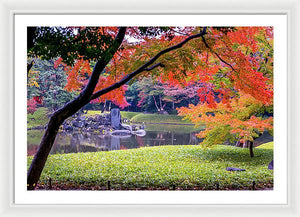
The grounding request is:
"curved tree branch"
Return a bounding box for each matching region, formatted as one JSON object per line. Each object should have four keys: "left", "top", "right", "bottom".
{"left": 52, "top": 27, "right": 127, "bottom": 118}
{"left": 90, "top": 27, "right": 207, "bottom": 100}
{"left": 27, "top": 27, "right": 127, "bottom": 190}
{"left": 145, "top": 62, "right": 165, "bottom": 71}
{"left": 201, "top": 35, "right": 236, "bottom": 72}
{"left": 80, "top": 27, "right": 127, "bottom": 98}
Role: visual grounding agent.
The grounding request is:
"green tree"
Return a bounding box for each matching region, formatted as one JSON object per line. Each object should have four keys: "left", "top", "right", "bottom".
{"left": 28, "top": 59, "right": 78, "bottom": 111}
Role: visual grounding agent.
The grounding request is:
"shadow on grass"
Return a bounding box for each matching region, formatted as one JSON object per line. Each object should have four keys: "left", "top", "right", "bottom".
{"left": 179, "top": 145, "right": 273, "bottom": 165}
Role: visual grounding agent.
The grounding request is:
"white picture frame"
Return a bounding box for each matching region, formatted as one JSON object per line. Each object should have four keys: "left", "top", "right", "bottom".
{"left": 1, "top": 0, "right": 299, "bottom": 216}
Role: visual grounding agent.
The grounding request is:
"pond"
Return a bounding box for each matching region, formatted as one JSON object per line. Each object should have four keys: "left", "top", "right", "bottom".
{"left": 27, "top": 124, "right": 204, "bottom": 156}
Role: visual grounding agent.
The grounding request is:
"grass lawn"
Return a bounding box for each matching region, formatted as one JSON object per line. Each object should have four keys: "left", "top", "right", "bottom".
{"left": 84, "top": 110, "right": 103, "bottom": 116}
{"left": 120, "top": 111, "right": 140, "bottom": 120}
{"left": 27, "top": 107, "right": 50, "bottom": 128}
{"left": 145, "top": 123, "right": 204, "bottom": 133}
{"left": 28, "top": 143, "right": 273, "bottom": 190}
{"left": 28, "top": 109, "right": 196, "bottom": 127}
{"left": 85, "top": 110, "right": 191, "bottom": 125}
{"left": 130, "top": 113, "right": 193, "bottom": 124}
{"left": 256, "top": 142, "right": 273, "bottom": 149}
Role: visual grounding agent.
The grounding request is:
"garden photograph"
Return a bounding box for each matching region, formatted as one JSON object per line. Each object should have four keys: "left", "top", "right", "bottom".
{"left": 26, "top": 26, "right": 274, "bottom": 191}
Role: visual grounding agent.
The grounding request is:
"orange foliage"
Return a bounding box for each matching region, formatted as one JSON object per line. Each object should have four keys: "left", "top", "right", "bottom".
{"left": 178, "top": 92, "right": 273, "bottom": 145}
{"left": 53, "top": 26, "right": 273, "bottom": 127}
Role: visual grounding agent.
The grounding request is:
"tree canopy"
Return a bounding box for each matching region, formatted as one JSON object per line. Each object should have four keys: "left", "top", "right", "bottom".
{"left": 27, "top": 26, "right": 273, "bottom": 189}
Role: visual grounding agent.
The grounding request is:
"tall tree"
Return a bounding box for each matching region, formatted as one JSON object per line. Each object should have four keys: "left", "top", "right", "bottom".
{"left": 27, "top": 26, "right": 208, "bottom": 189}
{"left": 27, "top": 58, "right": 78, "bottom": 112}
{"left": 177, "top": 27, "right": 274, "bottom": 157}
{"left": 136, "top": 77, "right": 169, "bottom": 113}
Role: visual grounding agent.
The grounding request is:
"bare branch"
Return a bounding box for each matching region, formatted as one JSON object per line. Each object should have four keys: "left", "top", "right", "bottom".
{"left": 90, "top": 27, "right": 207, "bottom": 100}
{"left": 27, "top": 27, "right": 127, "bottom": 190}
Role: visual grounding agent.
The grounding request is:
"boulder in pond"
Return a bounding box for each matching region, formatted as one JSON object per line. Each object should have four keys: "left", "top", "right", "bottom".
{"left": 111, "top": 108, "right": 121, "bottom": 130}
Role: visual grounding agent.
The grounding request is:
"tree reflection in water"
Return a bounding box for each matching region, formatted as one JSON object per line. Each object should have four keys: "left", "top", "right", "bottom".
{"left": 27, "top": 129, "right": 202, "bottom": 156}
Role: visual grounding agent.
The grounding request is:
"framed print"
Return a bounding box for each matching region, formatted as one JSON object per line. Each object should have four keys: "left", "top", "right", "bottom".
{"left": 16, "top": 14, "right": 286, "bottom": 204}
{"left": 1, "top": 0, "right": 300, "bottom": 216}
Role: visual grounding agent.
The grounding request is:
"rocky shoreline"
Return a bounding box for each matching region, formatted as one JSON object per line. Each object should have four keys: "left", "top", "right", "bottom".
{"left": 28, "top": 113, "right": 143, "bottom": 134}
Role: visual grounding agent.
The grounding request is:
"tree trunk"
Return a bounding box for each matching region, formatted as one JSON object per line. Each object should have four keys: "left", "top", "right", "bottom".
{"left": 27, "top": 27, "right": 127, "bottom": 190}
{"left": 249, "top": 141, "right": 254, "bottom": 158}
{"left": 101, "top": 100, "right": 107, "bottom": 113}
{"left": 27, "top": 27, "right": 208, "bottom": 190}
{"left": 235, "top": 141, "right": 242, "bottom": 147}
{"left": 153, "top": 95, "right": 160, "bottom": 112}
{"left": 27, "top": 93, "right": 92, "bottom": 189}
{"left": 108, "top": 101, "right": 111, "bottom": 111}
{"left": 159, "top": 95, "right": 163, "bottom": 111}
{"left": 27, "top": 107, "right": 79, "bottom": 189}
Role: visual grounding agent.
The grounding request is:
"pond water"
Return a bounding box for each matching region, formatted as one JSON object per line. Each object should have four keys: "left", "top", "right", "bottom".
{"left": 27, "top": 124, "right": 203, "bottom": 156}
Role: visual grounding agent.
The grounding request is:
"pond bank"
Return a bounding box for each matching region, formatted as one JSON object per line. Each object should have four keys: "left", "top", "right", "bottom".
{"left": 27, "top": 108, "right": 197, "bottom": 131}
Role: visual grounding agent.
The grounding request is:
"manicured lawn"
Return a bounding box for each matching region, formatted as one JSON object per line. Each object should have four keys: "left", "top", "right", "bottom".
{"left": 84, "top": 110, "right": 102, "bottom": 116}
{"left": 85, "top": 111, "right": 190, "bottom": 125}
{"left": 27, "top": 109, "right": 195, "bottom": 127}
{"left": 120, "top": 111, "right": 140, "bottom": 120}
{"left": 28, "top": 144, "right": 273, "bottom": 190}
{"left": 130, "top": 113, "right": 193, "bottom": 124}
{"left": 27, "top": 107, "right": 49, "bottom": 128}
{"left": 145, "top": 123, "right": 204, "bottom": 133}
{"left": 257, "top": 142, "right": 273, "bottom": 149}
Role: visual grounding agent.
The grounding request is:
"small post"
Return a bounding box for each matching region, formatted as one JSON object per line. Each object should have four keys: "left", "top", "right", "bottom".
{"left": 216, "top": 182, "right": 220, "bottom": 190}
{"left": 107, "top": 180, "right": 111, "bottom": 190}
{"left": 249, "top": 141, "right": 254, "bottom": 158}
{"left": 252, "top": 180, "right": 256, "bottom": 190}
{"left": 48, "top": 177, "right": 52, "bottom": 190}
{"left": 172, "top": 184, "right": 176, "bottom": 190}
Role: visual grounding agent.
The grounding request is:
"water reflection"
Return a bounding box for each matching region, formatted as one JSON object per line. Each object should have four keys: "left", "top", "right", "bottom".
{"left": 27, "top": 127, "right": 202, "bottom": 156}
